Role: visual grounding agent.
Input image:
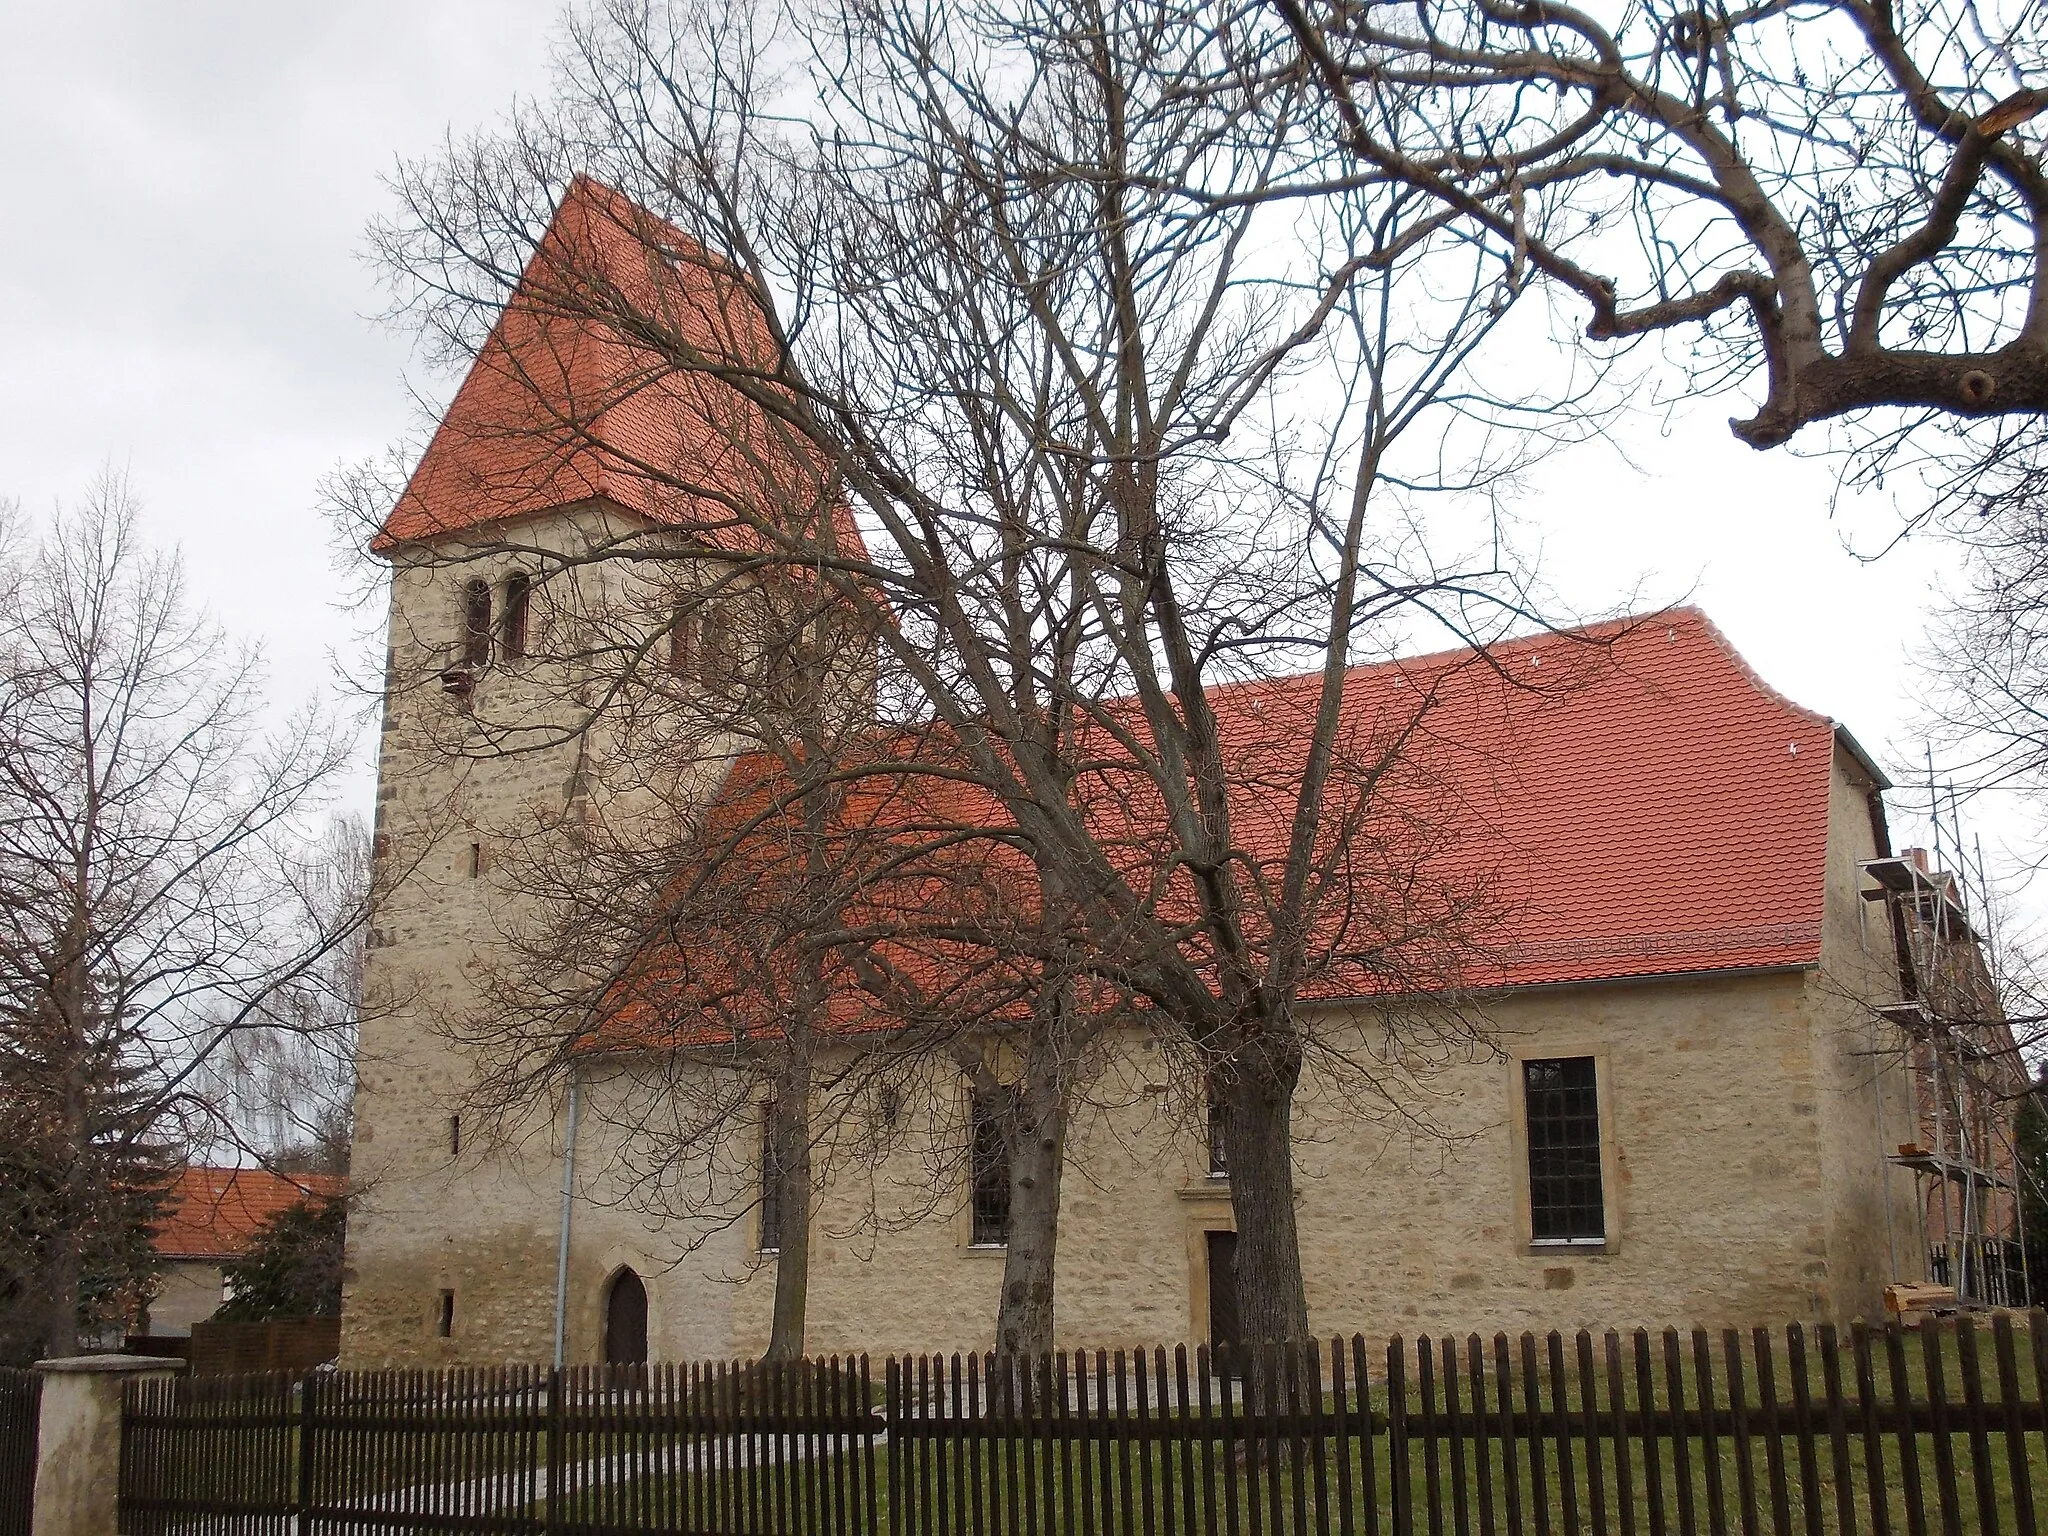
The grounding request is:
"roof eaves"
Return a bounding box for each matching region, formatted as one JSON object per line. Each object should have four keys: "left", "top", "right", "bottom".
{"left": 1301, "top": 960, "right": 1819, "bottom": 1011}
{"left": 1831, "top": 724, "right": 1893, "bottom": 792}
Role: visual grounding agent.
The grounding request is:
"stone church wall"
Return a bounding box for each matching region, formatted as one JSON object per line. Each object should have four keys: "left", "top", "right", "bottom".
{"left": 344, "top": 521, "right": 1922, "bottom": 1367}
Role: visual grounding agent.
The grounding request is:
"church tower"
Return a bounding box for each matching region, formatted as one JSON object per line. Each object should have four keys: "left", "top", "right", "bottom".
{"left": 341, "top": 179, "right": 858, "bottom": 1366}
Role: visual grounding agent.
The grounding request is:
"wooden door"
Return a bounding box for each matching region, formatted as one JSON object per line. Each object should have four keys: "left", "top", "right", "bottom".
{"left": 1205, "top": 1230, "right": 1242, "bottom": 1373}
{"left": 604, "top": 1269, "right": 648, "bottom": 1365}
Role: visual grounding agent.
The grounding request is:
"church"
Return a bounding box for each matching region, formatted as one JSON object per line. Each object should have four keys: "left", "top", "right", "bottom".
{"left": 339, "top": 181, "right": 2015, "bottom": 1369}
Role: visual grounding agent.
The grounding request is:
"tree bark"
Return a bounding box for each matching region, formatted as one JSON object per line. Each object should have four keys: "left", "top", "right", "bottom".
{"left": 44, "top": 1217, "right": 82, "bottom": 1360}
{"left": 763, "top": 1055, "right": 811, "bottom": 1364}
{"left": 994, "top": 1034, "right": 1069, "bottom": 1361}
{"left": 1218, "top": 1025, "right": 1310, "bottom": 1354}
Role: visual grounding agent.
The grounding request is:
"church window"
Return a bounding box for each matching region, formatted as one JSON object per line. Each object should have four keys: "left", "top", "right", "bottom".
{"left": 501, "top": 573, "right": 531, "bottom": 660}
{"left": 666, "top": 608, "right": 694, "bottom": 674}
{"left": 699, "top": 608, "right": 733, "bottom": 687}
{"left": 436, "top": 1289, "right": 455, "bottom": 1337}
{"left": 969, "top": 1087, "right": 1013, "bottom": 1247}
{"left": 758, "top": 1102, "right": 782, "bottom": 1253}
{"left": 1524, "top": 1057, "right": 1604, "bottom": 1243}
{"left": 1206, "top": 1083, "right": 1228, "bottom": 1179}
{"left": 461, "top": 579, "right": 492, "bottom": 667}
{"left": 448, "top": 1114, "right": 461, "bottom": 1156}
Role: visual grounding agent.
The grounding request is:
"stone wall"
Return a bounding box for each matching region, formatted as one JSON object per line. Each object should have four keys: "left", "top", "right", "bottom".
{"left": 142, "top": 1261, "right": 224, "bottom": 1338}
{"left": 354, "top": 955, "right": 1919, "bottom": 1366}
{"left": 343, "top": 504, "right": 745, "bottom": 1367}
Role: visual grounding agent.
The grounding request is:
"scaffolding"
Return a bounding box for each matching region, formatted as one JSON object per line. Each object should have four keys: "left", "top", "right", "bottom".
{"left": 1863, "top": 757, "right": 2031, "bottom": 1310}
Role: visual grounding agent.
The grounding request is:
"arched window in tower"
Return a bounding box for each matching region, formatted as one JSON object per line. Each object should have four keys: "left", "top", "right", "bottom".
{"left": 603, "top": 1268, "right": 648, "bottom": 1365}
{"left": 666, "top": 607, "right": 694, "bottom": 674}
{"left": 501, "top": 573, "right": 530, "bottom": 660}
{"left": 461, "top": 579, "right": 492, "bottom": 668}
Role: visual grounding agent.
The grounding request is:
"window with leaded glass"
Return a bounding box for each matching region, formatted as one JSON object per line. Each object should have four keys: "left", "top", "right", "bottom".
{"left": 970, "top": 1088, "right": 1013, "bottom": 1246}
{"left": 1524, "top": 1056, "right": 1604, "bottom": 1243}
{"left": 758, "top": 1103, "right": 782, "bottom": 1253}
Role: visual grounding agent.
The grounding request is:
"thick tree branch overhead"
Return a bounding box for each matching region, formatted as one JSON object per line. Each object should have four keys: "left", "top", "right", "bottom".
{"left": 1271, "top": 0, "right": 2048, "bottom": 446}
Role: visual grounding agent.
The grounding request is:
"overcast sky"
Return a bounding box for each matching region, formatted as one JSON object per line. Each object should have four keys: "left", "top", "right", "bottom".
{"left": 1, "top": 2, "right": 2027, "bottom": 918}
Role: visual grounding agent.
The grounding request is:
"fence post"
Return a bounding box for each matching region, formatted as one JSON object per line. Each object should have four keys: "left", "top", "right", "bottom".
{"left": 544, "top": 1367, "right": 563, "bottom": 1536}
{"left": 30, "top": 1354, "right": 182, "bottom": 1536}
{"left": 296, "top": 1370, "right": 317, "bottom": 1536}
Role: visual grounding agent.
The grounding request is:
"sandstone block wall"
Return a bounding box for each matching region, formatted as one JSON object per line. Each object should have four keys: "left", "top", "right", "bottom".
{"left": 344, "top": 508, "right": 745, "bottom": 1367}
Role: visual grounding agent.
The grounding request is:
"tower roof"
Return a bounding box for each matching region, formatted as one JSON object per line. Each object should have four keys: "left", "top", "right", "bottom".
{"left": 374, "top": 176, "right": 858, "bottom": 563}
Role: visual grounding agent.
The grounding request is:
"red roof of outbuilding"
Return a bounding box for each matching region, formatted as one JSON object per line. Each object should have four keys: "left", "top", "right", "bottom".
{"left": 151, "top": 1168, "right": 347, "bottom": 1262}
{"left": 374, "top": 176, "right": 859, "bottom": 563}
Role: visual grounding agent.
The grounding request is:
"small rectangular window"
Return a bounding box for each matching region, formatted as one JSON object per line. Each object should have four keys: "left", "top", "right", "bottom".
{"left": 970, "top": 1088, "right": 1013, "bottom": 1246}
{"left": 465, "top": 843, "right": 482, "bottom": 879}
{"left": 448, "top": 1114, "right": 461, "bottom": 1156}
{"left": 758, "top": 1103, "right": 782, "bottom": 1253}
{"left": 436, "top": 1290, "right": 455, "bottom": 1337}
{"left": 501, "top": 573, "right": 530, "bottom": 660}
{"left": 1524, "top": 1057, "right": 1605, "bottom": 1243}
{"left": 1207, "top": 1083, "right": 1228, "bottom": 1179}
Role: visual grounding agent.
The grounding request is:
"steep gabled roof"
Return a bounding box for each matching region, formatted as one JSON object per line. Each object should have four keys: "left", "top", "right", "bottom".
{"left": 151, "top": 1167, "right": 347, "bottom": 1263}
{"left": 604, "top": 609, "right": 1849, "bottom": 1054}
{"left": 375, "top": 176, "right": 859, "bottom": 562}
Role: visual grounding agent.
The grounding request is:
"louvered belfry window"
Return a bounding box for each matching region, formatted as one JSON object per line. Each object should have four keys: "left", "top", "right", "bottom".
{"left": 1524, "top": 1056, "right": 1605, "bottom": 1242}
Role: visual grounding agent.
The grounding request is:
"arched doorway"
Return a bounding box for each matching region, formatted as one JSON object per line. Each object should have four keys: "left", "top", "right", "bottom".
{"left": 604, "top": 1268, "right": 648, "bottom": 1365}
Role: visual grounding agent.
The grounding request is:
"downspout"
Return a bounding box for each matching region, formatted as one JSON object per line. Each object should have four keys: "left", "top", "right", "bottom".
{"left": 552, "top": 1067, "right": 582, "bottom": 1369}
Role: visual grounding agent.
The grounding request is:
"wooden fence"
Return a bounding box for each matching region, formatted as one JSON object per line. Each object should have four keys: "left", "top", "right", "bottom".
{"left": 119, "top": 1314, "right": 2048, "bottom": 1535}
{"left": 187, "top": 1317, "right": 343, "bottom": 1377}
{"left": 1, "top": 1367, "right": 40, "bottom": 1536}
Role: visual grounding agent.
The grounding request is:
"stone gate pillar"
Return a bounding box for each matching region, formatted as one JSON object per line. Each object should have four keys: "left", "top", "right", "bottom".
{"left": 31, "top": 1355, "right": 184, "bottom": 1536}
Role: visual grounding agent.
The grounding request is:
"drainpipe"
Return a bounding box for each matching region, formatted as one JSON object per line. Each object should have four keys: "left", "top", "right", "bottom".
{"left": 552, "top": 1067, "right": 582, "bottom": 1368}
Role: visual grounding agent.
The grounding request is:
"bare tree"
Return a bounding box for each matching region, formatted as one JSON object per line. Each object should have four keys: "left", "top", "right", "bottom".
{"left": 192, "top": 815, "right": 369, "bottom": 1176}
{"left": 363, "top": 0, "right": 1595, "bottom": 1352}
{"left": 0, "top": 476, "right": 360, "bottom": 1360}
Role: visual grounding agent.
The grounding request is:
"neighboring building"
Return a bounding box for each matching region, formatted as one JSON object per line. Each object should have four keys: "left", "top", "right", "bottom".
{"left": 340, "top": 180, "right": 2015, "bottom": 1369}
{"left": 140, "top": 1168, "right": 347, "bottom": 1338}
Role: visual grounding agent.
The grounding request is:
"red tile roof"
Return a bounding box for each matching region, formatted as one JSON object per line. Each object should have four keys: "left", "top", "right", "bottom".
{"left": 603, "top": 609, "right": 1853, "bottom": 1051}
{"left": 151, "top": 1168, "right": 347, "bottom": 1262}
{"left": 1353, "top": 608, "right": 1842, "bottom": 988}
{"left": 374, "top": 176, "right": 859, "bottom": 563}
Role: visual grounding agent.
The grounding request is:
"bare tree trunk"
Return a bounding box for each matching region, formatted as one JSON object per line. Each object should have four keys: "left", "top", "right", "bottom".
{"left": 1218, "top": 1027, "right": 1310, "bottom": 1354}
{"left": 995, "top": 1034, "right": 1069, "bottom": 1360}
{"left": 48, "top": 914, "right": 90, "bottom": 1359}
{"left": 44, "top": 1218, "right": 82, "bottom": 1359}
{"left": 764, "top": 1054, "right": 811, "bottom": 1364}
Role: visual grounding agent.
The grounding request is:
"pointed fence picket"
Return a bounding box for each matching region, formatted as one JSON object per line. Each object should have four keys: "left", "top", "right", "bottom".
{"left": 114, "top": 1314, "right": 2048, "bottom": 1535}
